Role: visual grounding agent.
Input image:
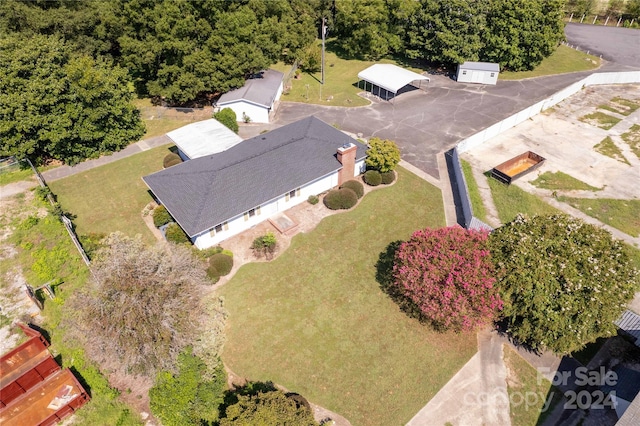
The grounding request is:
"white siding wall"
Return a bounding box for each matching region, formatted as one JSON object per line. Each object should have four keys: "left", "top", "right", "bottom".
{"left": 220, "top": 101, "right": 270, "bottom": 124}
{"left": 192, "top": 171, "right": 340, "bottom": 249}
{"left": 274, "top": 81, "right": 284, "bottom": 103}
{"left": 457, "top": 68, "right": 498, "bottom": 85}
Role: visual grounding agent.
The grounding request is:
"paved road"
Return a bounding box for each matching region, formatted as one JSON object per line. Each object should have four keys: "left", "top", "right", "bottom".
{"left": 242, "top": 25, "right": 640, "bottom": 180}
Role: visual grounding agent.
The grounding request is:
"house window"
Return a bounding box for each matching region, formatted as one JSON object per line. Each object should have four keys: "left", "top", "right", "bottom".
{"left": 209, "top": 222, "right": 228, "bottom": 236}
{"left": 490, "top": 72, "right": 495, "bottom": 77}
{"left": 244, "top": 206, "right": 261, "bottom": 221}
{"left": 285, "top": 188, "right": 301, "bottom": 202}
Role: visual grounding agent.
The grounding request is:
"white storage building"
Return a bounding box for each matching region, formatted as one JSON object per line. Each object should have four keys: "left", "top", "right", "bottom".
{"left": 456, "top": 62, "right": 500, "bottom": 85}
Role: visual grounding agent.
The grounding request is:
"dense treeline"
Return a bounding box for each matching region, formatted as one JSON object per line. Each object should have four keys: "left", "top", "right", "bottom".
{"left": 1, "top": 0, "right": 569, "bottom": 164}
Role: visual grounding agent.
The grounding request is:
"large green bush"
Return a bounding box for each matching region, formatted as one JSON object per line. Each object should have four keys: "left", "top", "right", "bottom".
{"left": 165, "top": 223, "right": 190, "bottom": 244}
{"left": 365, "top": 137, "right": 401, "bottom": 173}
{"left": 490, "top": 214, "right": 639, "bottom": 354}
{"left": 163, "top": 152, "right": 182, "bottom": 168}
{"left": 381, "top": 171, "right": 396, "bottom": 185}
{"left": 339, "top": 180, "right": 364, "bottom": 199}
{"left": 207, "top": 253, "right": 233, "bottom": 281}
{"left": 323, "top": 188, "right": 358, "bottom": 210}
{"left": 363, "top": 170, "right": 382, "bottom": 186}
{"left": 251, "top": 232, "right": 277, "bottom": 259}
{"left": 214, "top": 108, "right": 239, "bottom": 133}
{"left": 153, "top": 205, "right": 172, "bottom": 227}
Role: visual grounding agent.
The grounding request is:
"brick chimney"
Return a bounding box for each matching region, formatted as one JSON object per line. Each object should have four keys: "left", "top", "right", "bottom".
{"left": 337, "top": 143, "right": 357, "bottom": 186}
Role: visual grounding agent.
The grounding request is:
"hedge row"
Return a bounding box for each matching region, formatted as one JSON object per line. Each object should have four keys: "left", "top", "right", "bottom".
{"left": 339, "top": 180, "right": 364, "bottom": 198}
{"left": 323, "top": 187, "right": 358, "bottom": 210}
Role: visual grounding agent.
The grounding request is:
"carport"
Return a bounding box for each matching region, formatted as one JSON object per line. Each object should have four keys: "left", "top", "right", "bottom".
{"left": 357, "top": 64, "right": 430, "bottom": 101}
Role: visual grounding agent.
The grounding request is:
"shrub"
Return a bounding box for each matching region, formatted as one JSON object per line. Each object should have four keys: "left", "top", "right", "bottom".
{"left": 163, "top": 153, "right": 182, "bottom": 168}
{"left": 153, "top": 205, "right": 172, "bottom": 227}
{"left": 323, "top": 188, "right": 358, "bottom": 210}
{"left": 365, "top": 137, "right": 401, "bottom": 172}
{"left": 214, "top": 108, "right": 239, "bottom": 133}
{"left": 251, "top": 232, "right": 277, "bottom": 259}
{"left": 339, "top": 180, "right": 364, "bottom": 199}
{"left": 209, "top": 253, "right": 233, "bottom": 276}
{"left": 307, "top": 195, "right": 319, "bottom": 205}
{"left": 363, "top": 170, "right": 382, "bottom": 186}
{"left": 165, "top": 223, "right": 190, "bottom": 244}
{"left": 381, "top": 171, "right": 396, "bottom": 185}
{"left": 392, "top": 227, "right": 501, "bottom": 332}
{"left": 489, "top": 214, "right": 639, "bottom": 354}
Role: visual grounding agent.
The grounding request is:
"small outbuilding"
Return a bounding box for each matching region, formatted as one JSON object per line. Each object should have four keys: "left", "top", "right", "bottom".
{"left": 167, "top": 119, "right": 243, "bottom": 160}
{"left": 456, "top": 62, "right": 500, "bottom": 85}
{"left": 215, "top": 69, "right": 284, "bottom": 124}
{"left": 357, "top": 64, "right": 430, "bottom": 101}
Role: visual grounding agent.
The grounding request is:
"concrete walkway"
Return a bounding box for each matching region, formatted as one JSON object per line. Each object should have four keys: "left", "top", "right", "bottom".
{"left": 407, "top": 329, "right": 510, "bottom": 426}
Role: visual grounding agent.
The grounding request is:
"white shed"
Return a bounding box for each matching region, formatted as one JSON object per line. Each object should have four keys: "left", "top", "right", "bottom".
{"left": 456, "top": 62, "right": 500, "bottom": 85}
{"left": 216, "top": 69, "right": 284, "bottom": 124}
{"left": 167, "top": 119, "right": 243, "bottom": 160}
{"left": 357, "top": 64, "right": 430, "bottom": 101}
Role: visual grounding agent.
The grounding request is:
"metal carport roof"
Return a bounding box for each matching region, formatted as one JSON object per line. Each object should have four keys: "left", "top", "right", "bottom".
{"left": 357, "top": 64, "right": 430, "bottom": 94}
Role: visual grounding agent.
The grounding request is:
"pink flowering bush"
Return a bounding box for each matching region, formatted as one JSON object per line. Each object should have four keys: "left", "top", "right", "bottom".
{"left": 392, "top": 227, "right": 502, "bottom": 331}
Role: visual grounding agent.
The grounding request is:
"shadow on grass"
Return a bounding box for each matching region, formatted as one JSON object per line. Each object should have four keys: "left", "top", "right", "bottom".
{"left": 375, "top": 240, "right": 445, "bottom": 329}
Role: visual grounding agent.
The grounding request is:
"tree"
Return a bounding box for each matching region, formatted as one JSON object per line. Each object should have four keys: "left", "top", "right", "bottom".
{"left": 365, "top": 137, "right": 401, "bottom": 173}
{"left": 489, "top": 214, "right": 639, "bottom": 354}
{"left": 0, "top": 34, "right": 145, "bottom": 165}
{"left": 150, "top": 347, "right": 227, "bottom": 426}
{"left": 69, "top": 233, "right": 226, "bottom": 376}
{"left": 481, "top": 0, "right": 565, "bottom": 71}
{"left": 214, "top": 108, "right": 239, "bottom": 133}
{"left": 405, "top": 0, "right": 487, "bottom": 65}
{"left": 625, "top": 0, "right": 640, "bottom": 19}
{"left": 392, "top": 227, "right": 502, "bottom": 331}
{"left": 220, "top": 389, "right": 318, "bottom": 426}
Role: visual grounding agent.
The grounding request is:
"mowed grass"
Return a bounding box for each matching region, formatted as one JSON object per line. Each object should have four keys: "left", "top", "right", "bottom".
{"left": 530, "top": 171, "right": 601, "bottom": 191}
{"left": 557, "top": 197, "right": 640, "bottom": 237}
{"left": 594, "top": 136, "right": 630, "bottom": 164}
{"left": 621, "top": 124, "right": 640, "bottom": 159}
{"left": 503, "top": 346, "right": 562, "bottom": 426}
{"left": 488, "top": 177, "right": 561, "bottom": 224}
{"left": 460, "top": 159, "right": 488, "bottom": 221}
{"left": 273, "top": 45, "right": 427, "bottom": 107}
{"left": 500, "top": 45, "right": 600, "bottom": 80}
{"left": 48, "top": 145, "right": 173, "bottom": 244}
{"left": 219, "top": 167, "right": 477, "bottom": 426}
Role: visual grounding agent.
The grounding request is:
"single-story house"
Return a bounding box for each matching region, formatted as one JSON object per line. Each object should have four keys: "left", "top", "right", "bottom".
{"left": 357, "top": 64, "right": 430, "bottom": 101}
{"left": 167, "top": 119, "right": 243, "bottom": 160}
{"left": 456, "top": 62, "right": 500, "bottom": 85}
{"left": 143, "top": 116, "right": 368, "bottom": 249}
{"left": 215, "top": 69, "right": 284, "bottom": 124}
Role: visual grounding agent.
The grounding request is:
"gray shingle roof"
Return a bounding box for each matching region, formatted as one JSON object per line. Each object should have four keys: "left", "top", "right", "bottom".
{"left": 143, "top": 116, "right": 367, "bottom": 237}
{"left": 217, "top": 69, "right": 284, "bottom": 108}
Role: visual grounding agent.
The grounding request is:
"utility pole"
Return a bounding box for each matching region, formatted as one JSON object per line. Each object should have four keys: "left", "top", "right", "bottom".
{"left": 321, "top": 17, "right": 326, "bottom": 85}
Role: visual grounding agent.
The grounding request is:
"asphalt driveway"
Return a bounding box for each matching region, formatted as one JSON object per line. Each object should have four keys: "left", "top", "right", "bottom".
{"left": 248, "top": 25, "right": 640, "bottom": 180}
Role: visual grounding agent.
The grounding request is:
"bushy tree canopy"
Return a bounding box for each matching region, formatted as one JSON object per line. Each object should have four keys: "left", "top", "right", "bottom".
{"left": 392, "top": 227, "right": 502, "bottom": 331}
{"left": 214, "top": 108, "right": 239, "bottom": 133}
{"left": 0, "top": 34, "right": 145, "bottom": 165}
{"left": 150, "top": 347, "right": 227, "bottom": 426}
{"left": 70, "top": 233, "right": 226, "bottom": 376}
{"left": 365, "top": 137, "right": 401, "bottom": 173}
{"left": 489, "top": 214, "right": 639, "bottom": 354}
{"left": 220, "top": 390, "right": 318, "bottom": 426}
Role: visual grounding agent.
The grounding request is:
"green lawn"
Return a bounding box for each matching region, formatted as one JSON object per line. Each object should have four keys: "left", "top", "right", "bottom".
{"left": 500, "top": 45, "right": 600, "bottom": 80}
{"left": 621, "top": 124, "right": 640, "bottom": 159}
{"left": 488, "top": 177, "right": 561, "bottom": 224}
{"left": 274, "top": 44, "right": 427, "bottom": 107}
{"left": 594, "top": 136, "right": 630, "bottom": 164}
{"left": 503, "top": 346, "right": 562, "bottom": 426}
{"left": 460, "top": 159, "right": 488, "bottom": 222}
{"left": 48, "top": 145, "right": 173, "bottom": 244}
{"left": 579, "top": 112, "right": 622, "bottom": 130}
{"left": 219, "top": 167, "right": 476, "bottom": 426}
{"left": 530, "top": 171, "right": 601, "bottom": 191}
{"left": 557, "top": 197, "right": 640, "bottom": 237}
